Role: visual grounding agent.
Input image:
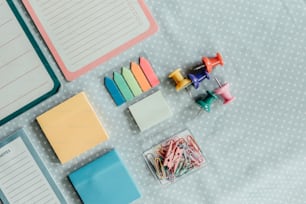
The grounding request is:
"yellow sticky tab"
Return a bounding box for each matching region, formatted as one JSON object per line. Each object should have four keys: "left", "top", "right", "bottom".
{"left": 37, "top": 92, "right": 109, "bottom": 164}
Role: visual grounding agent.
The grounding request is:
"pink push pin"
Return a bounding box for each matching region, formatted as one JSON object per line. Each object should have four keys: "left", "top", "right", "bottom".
{"left": 214, "top": 77, "right": 235, "bottom": 104}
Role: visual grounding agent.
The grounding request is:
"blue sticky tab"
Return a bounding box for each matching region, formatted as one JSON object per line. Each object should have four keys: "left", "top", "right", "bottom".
{"left": 104, "top": 77, "right": 126, "bottom": 106}
{"left": 69, "top": 149, "right": 141, "bottom": 204}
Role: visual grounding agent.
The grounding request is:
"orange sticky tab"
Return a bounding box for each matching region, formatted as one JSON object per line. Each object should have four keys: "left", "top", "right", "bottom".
{"left": 131, "top": 62, "right": 151, "bottom": 92}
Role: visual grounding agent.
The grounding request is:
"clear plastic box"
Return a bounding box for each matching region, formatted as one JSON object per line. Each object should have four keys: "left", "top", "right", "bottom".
{"left": 143, "top": 129, "right": 206, "bottom": 184}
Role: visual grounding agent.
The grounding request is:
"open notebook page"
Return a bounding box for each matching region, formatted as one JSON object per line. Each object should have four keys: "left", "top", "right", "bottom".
{"left": 23, "top": 0, "right": 157, "bottom": 80}
{"left": 0, "top": 132, "right": 63, "bottom": 203}
{"left": 0, "top": 0, "right": 55, "bottom": 123}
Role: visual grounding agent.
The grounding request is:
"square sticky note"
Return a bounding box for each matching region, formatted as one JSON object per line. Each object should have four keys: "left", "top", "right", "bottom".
{"left": 69, "top": 149, "right": 141, "bottom": 204}
{"left": 37, "top": 92, "right": 108, "bottom": 164}
{"left": 128, "top": 90, "right": 172, "bottom": 131}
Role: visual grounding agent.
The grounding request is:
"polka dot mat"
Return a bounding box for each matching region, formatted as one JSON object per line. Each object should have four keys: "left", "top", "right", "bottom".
{"left": 0, "top": 0, "right": 305, "bottom": 203}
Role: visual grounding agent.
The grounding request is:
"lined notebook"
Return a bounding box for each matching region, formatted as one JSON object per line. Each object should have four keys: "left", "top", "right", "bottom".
{"left": 23, "top": 0, "right": 158, "bottom": 81}
{"left": 0, "top": 129, "right": 66, "bottom": 204}
{"left": 0, "top": 0, "right": 60, "bottom": 126}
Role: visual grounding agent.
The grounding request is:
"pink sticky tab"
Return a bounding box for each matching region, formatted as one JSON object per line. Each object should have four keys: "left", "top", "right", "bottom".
{"left": 139, "top": 57, "right": 160, "bottom": 87}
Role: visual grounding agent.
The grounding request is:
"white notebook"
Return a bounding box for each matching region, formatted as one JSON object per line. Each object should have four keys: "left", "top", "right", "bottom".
{"left": 0, "top": 0, "right": 60, "bottom": 126}
{"left": 23, "top": 0, "right": 158, "bottom": 81}
{"left": 0, "top": 129, "right": 66, "bottom": 204}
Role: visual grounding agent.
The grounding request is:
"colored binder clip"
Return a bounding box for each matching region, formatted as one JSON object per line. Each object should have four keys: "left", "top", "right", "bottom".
{"left": 214, "top": 77, "right": 235, "bottom": 104}
{"left": 168, "top": 69, "right": 192, "bottom": 91}
{"left": 196, "top": 91, "right": 218, "bottom": 112}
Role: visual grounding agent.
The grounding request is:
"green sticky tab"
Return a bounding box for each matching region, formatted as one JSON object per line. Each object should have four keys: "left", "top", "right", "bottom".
{"left": 122, "top": 67, "right": 142, "bottom": 96}
{"left": 114, "top": 72, "right": 134, "bottom": 101}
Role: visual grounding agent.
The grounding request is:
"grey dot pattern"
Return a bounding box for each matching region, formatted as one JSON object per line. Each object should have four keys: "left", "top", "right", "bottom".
{"left": 1, "top": 0, "right": 306, "bottom": 204}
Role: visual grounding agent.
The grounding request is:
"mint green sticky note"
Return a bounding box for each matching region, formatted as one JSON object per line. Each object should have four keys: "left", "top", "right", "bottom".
{"left": 114, "top": 72, "right": 134, "bottom": 101}
{"left": 122, "top": 67, "right": 142, "bottom": 96}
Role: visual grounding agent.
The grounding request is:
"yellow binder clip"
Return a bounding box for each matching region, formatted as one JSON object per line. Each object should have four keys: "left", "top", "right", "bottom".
{"left": 168, "top": 69, "right": 191, "bottom": 91}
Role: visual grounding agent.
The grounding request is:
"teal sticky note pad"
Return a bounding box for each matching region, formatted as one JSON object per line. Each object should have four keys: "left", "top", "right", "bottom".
{"left": 69, "top": 149, "right": 141, "bottom": 204}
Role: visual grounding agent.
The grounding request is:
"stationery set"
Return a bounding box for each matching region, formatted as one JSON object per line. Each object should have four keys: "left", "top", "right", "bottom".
{"left": 0, "top": 0, "right": 227, "bottom": 203}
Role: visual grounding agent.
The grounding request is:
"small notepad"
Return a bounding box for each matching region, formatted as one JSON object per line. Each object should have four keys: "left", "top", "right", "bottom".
{"left": 129, "top": 90, "right": 172, "bottom": 131}
{"left": 37, "top": 92, "right": 109, "bottom": 164}
{"left": 0, "top": 129, "right": 66, "bottom": 204}
{"left": 0, "top": 0, "right": 59, "bottom": 126}
{"left": 69, "top": 149, "right": 141, "bottom": 204}
{"left": 23, "top": 0, "right": 158, "bottom": 81}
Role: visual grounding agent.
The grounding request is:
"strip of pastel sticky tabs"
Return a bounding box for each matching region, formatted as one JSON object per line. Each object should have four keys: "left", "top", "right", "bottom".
{"left": 139, "top": 57, "right": 160, "bottom": 87}
{"left": 113, "top": 72, "right": 134, "bottom": 101}
{"left": 122, "top": 67, "right": 142, "bottom": 96}
{"left": 130, "top": 62, "right": 151, "bottom": 92}
{"left": 104, "top": 77, "right": 126, "bottom": 106}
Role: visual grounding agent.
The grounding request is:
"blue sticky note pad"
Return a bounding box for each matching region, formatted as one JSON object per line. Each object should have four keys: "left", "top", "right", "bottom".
{"left": 69, "top": 149, "right": 141, "bottom": 204}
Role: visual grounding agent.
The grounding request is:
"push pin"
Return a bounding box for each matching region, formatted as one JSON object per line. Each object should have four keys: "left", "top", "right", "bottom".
{"left": 168, "top": 69, "right": 191, "bottom": 91}
{"left": 202, "top": 52, "right": 224, "bottom": 73}
{"left": 187, "top": 68, "right": 210, "bottom": 89}
{"left": 196, "top": 91, "right": 218, "bottom": 112}
{"left": 214, "top": 77, "right": 235, "bottom": 104}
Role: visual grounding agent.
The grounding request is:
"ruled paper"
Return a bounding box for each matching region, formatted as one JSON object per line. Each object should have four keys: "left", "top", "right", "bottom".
{"left": 0, "top": 0, "right": 54, "bottom": 121}
{"left": 25, "top": 0, "right": 150, "bottom": 72}
{"left": 0, "top": 137, "right": 61, "bottom": 204}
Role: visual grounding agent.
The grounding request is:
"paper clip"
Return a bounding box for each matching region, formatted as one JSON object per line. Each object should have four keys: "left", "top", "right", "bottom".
{"left": 174, "top": 161, "right": 185, "bottom": 176}
{"left": 144, "top": 130, "right": 206, "bottom": 184}
{"left": 163, "top": 140, "right": 176, "bottom": 169}
{"left": 145, "top": 153, "right": 157, "bottom": 172}
{"left": 187, "top": 135, "right": 201, "bottom": 152}
{"left": 154, "top": 157, "right": 166, "bottom": 179}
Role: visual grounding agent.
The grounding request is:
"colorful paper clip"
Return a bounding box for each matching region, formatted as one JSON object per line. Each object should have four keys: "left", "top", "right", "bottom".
{"left": 143, "top": 130, "right": 206, "bottom": 184}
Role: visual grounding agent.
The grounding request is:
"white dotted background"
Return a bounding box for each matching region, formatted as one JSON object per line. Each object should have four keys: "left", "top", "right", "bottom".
{"left": 1, "top": 0, "right": 306, "bottom": 203}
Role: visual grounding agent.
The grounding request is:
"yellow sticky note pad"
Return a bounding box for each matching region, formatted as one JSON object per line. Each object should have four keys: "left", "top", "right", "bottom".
{"left": 37, "top": 92, "right": 108, "bottom": 164}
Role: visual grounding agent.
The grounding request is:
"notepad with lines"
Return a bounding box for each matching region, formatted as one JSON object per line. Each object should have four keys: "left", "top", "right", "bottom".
{"left": 0, "top": 129, "right": 66, "bottom": 204}
{"left": 23, "top": 0, "right": 158, "bottom": 81}
{"left": 0, "top": 0, "right": 60, "bottom": 126}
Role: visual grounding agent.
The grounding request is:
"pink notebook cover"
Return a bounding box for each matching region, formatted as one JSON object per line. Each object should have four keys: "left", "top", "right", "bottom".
{"left": 22, "top": 0, "right": 158, "bottom": 81}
